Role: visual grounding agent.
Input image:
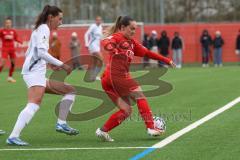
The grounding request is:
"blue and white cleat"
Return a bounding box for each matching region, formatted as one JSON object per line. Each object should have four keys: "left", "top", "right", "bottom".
{"left": 56, "top": 123, "right": 79, "bottom": 135}
{"left": 0, "top": 130, "right": 5, "bottom": 135}
{"left": 6, "top": 137, "right": 29, "bottom": 146}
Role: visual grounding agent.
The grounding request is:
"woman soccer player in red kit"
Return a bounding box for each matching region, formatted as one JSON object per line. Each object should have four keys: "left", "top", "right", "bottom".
{"left": 0, "top": 17, "right": 22, "bottom": 82}
{"left": 96, "top": 16, "right": 175, "bottom": 141}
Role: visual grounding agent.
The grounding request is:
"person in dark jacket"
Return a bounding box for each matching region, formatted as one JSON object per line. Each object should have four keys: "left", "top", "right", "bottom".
{"left": 158, "top": 30, "right": 170, "bottom": 67}
{"left": 142, "top": 33, "right": 151, "bottom": 68}
{"left": 172, "top": 32, "right": 183, "bottom": 68}
{"left": 235, "top": 30, "right": 240, "bottom": 64}
{"left": 213, "top": 31, "right": 224, "bottom": 67}
{"left": 200, "top": 30, "right": 212, "bottom": 67}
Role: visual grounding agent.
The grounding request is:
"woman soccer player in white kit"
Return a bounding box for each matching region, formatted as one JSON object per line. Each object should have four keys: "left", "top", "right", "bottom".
{"left": 84, "top": 16, "right": 103, "bottom": 81}
{"left": 7, "top": 5, "right": 79, "bottom": 146}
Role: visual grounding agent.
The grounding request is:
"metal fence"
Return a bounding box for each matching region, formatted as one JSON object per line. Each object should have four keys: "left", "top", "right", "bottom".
{"left": 0, "top": 0, "right": 239, "bottom": 28}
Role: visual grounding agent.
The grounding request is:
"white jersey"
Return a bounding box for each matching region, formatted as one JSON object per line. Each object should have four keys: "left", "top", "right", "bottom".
{"left": 22, "top": 24, "right": 62, "bottom": 75}
{"left": 84, "top": 24, "right": 102, "bottom": 53}
{"left": 22, "top": 24, "right": 49, "bottom": 75}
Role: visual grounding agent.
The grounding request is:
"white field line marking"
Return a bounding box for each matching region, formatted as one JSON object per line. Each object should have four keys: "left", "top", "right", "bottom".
{"left": 152, "top": 97, "right": 240, "bottom": 148}
{"left": 0, "top": 147, "right": 152, "bottom": 151}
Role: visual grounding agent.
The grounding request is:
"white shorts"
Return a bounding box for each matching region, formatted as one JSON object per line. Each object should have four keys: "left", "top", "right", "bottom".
{"left": 23, "top": 74, "right": 47, "bottom": 88}
{"left": 88, "top": 45, "right": 100, "bottom": 54}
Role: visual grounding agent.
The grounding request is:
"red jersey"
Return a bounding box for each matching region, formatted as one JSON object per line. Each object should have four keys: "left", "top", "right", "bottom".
{"left": 101, "top": 32, "right": 171, "bottom": 77}
{"left": 0, "top": 28, "right": 21, "bottom": 50}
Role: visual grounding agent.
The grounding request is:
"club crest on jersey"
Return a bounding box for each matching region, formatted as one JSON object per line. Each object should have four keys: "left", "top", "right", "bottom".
{"left": 42, "top": 35, "right": 49, "bottom": 45}
{"left": 126, "top": 50, "right": 134, "bottom": 60}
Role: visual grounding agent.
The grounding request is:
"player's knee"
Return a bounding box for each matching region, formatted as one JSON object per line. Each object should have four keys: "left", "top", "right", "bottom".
{"left": 1, "top": 59, "right": 6, "bottom": 66}
{"left": 29, "top": 97, "right": 43, "bottom": 105}
{"left": 65, "top": 85, "right": 76, "bottom": 94}
{"left": 131, "top": 91, "right": 145, "bottom": 100}
{"left": 122, "top": 107, "right": 132, "bottom": 117}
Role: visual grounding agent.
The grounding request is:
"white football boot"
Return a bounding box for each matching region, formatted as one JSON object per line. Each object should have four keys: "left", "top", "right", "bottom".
{"left": 147, "top": 128, "right": 164, "bottom": 137}
{"left": 96, "top": 128, "right": 114, "bottom": 142}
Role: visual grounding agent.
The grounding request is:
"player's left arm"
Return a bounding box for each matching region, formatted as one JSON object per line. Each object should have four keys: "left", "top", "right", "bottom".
{"left": 0, "top": 30, "right": 2, "bottom": 40}
{"left": 14, "top": 30, "right": 22, "bottom": 44}
{"left": 134, "top": 40, "right": 175, "bottom": 67}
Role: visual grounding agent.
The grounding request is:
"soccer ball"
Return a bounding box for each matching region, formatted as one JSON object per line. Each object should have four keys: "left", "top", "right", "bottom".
{"left": 153, "top": 116, "right": 166, "bottom": 132}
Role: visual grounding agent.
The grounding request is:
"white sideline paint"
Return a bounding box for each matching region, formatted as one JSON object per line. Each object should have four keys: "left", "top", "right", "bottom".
{"left": 0, "top": 147, "right": 152, "bottom": 151}
{"left": 1, "top": 97, "right": 240, "bottom": 152}
{"left": 152, "top": 96, "right": 240, "bottom": 148}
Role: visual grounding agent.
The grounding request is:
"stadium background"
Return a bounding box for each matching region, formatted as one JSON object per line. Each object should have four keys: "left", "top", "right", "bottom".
{"left": 1, "top": 1, "right": 240, "bottom": 160}
{"left": 0, "top": 0, "right": 240, "bottom": 67}
{"left": 1, "top": 0, "right": 240, "bottom": 68}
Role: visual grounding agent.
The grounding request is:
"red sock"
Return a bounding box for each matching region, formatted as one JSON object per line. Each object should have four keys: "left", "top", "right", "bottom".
{"left": 101, "top": 110, "right": 129, "bottom": 132}
{"left": 0, "top": 65, "right": 3, "bottom": 72}
{"left": 9, "top": 64, "right": 15, "bottom": 77}
{"left": 136, "top": 98, "right": 154, "bottom": 129}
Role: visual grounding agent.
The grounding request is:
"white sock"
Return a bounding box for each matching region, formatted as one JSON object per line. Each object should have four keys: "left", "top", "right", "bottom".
{"left": 9, "top": 103, "right": 39, "bottom": 138}
{"left": 57, "top": 94, "right": 75, "bottom": 124}
{"left": 57, "top": 119, "right": 66, "bottom": 125}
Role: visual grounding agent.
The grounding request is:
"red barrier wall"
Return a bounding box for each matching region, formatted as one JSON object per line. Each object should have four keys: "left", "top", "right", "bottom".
{"left": 144, "top": 23, "right": 240, "bottom": 63}
{"left": 1, "top": 22, "right": 239, "bottom": 68}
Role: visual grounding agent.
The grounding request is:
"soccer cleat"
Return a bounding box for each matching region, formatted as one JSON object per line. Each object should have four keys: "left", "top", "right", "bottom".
{"left": 0, "top": 130, "right": 5, "bottom": 135}
{"left": 96, "top": 128, "right": 114, "bottom": 142}
{"left": 6, "top": 137, "right": 29, "bottom": 146}
{"left": 147, "top": 128, "right": 164, "bottom": 137}
{"left": 56, "top": 123, "right": 79, "bottom": 135}
{"left": 7, "top": 77, "right": 16, "bottom": 83}
{"left": 95, "top": 76, "right": 101, "bottom": 81}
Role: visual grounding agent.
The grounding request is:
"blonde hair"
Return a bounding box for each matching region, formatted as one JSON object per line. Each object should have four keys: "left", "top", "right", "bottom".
{"left": 104, "top": 16, "right": 122, "bottom": 38}
{"left": 103, "top": 16, "right": 134, "bottom": 38}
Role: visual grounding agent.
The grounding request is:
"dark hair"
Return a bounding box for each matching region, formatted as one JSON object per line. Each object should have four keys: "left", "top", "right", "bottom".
{"left": 161, "top": 30, "right": 167, "bottom": 36}
{"left": 104, "top": 16, "right": 134, "bottom": 37}
{"left": 5, "top": 17, "right": 12, "bottom": 21}
{"left": 34, "top": 5, "right": 62, "bottom": 29}
{"left": 174, "top": 32, "right": 179, "bottom": 36}
{"left": 202, "top": 29, "right": 208, "bottom": 35}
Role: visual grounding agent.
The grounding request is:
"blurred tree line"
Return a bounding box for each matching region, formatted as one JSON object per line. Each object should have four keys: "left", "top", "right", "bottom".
{"left": 0, "top": 0, "right": 239, "bottom": 28}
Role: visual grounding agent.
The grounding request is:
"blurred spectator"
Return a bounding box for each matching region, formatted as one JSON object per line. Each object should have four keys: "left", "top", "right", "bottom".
{"left": 69, "top": 32, "right": 81, "bottom": 69}
{"left": 172, "top": 32, "right": 183, "bottom": 68}
{"left": 235, "top": 30, "right": 240, "bottom": 64}
{"left": 149, "top": 30, "right": 159, "bottom": 67}
{"left": 49, "top": 31, "right": 61, "bottom": 60}
{"left": 142, "top": 33, "right": 151, "bottom": 68}
{"left": 158, "top": 30, "right": 170, "bottom": 67}
{"left": 200, "top": 30, "right": 212, "bottom": 67}
{"left": 213, "top": 31, "right": 224, "bottom": 67}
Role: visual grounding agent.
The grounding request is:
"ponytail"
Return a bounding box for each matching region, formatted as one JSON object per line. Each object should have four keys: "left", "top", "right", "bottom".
{"left": 104, "top": 16, "right": 134, "bottom": 38}
{"left": 34, "top": 5, "right": 62, "bottom": 30}
{"left": 104, "top": 16, "right": 122, "bottom": 38}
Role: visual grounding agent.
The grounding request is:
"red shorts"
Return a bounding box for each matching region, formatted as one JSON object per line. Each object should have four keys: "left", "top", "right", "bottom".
{"left": 101, "top": 72, "right": 139, "bottom": 105}
{"left": 1, "top": 49, "right": 16, "bottom": 59}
